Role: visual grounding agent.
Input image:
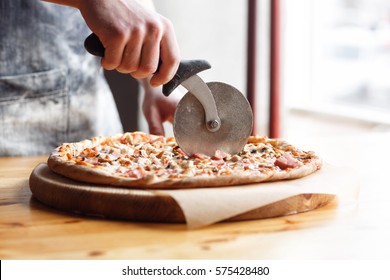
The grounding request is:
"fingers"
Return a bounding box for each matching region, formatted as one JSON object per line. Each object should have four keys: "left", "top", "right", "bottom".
{"left": 141, "top": 82, "right": 179, "bottom": 136}
{"left": 128, "top": 21, "right": 162, "bottom": 79}
{"left": 143, "top": 100, "right": 165, "bottom": 136}
{"left": 150, "top": 20, "right": 180, "bottom": 87}
{"left": 116, "top": 29, "right": 143, "bottom": 74}
{"left": 101, "top": 16, "right": 179, "bottom": 87}
{"left": 147, "top": 115, "right": 165, "bottom": 136}
{"left": 100, "top": 31, "right": 127, "bottom": 71}
{"left": 78, "top": 0, "right": 179, "bottom": 83}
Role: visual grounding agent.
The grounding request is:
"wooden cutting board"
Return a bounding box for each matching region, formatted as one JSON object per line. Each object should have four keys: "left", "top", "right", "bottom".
{"left": 29, "top": 164, "right": 335, "bottom": 223}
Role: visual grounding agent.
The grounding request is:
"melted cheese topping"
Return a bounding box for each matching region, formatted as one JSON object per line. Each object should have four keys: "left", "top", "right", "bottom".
{"left": 59, "top": 132, "right": 317, "bottom": 180}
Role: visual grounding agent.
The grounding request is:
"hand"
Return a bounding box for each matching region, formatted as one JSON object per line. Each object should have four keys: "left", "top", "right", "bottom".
{"left": 140, "top": 79, "right": 180, "bottom": 136}
{"left": 76, "top": 0, "right": 180, "bottom": 87}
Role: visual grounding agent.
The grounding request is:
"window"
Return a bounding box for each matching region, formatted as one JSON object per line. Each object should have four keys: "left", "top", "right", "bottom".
{"left": 284, "top": 0, "right": 390, "bottom": 124}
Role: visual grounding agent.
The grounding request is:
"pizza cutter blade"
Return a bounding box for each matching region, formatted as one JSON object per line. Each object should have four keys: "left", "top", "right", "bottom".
{"left": 83, "top": 34, "right": 253, "bottom": 156}
{"left": 162, "top": 60, "right": 253, "bottom": 157}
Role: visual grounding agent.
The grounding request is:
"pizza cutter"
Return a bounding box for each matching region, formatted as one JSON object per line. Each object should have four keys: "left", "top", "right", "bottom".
{"left": 84, "top": 33, "right": 253, "bottom": 156}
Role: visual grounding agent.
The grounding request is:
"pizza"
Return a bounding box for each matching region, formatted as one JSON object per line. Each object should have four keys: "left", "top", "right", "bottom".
{"left": 47, "top": 131, "right": 322, "bottom": 189}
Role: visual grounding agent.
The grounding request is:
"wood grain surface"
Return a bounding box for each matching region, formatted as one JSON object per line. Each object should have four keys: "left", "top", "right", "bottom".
{"left": 2, "top": 134, "right": 390, "bottom": 259}
{"left": 29, "top": 164, "right": 334, "bottom": 223}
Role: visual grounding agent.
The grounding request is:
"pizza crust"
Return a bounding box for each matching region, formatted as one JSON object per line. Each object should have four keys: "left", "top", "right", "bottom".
{"left": 47, "top": 132, "right": 322, "bottom": 189}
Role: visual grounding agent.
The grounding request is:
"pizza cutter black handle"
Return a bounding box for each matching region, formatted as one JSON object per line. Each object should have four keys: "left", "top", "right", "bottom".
{"left": 84, "top": 33, "right": 211, "bottom": 96}
{"left": 162, "top": 59, "right": 211, "bottom": 96}
{"left": 84, "top": 33, "right": 105, "bottom": 57}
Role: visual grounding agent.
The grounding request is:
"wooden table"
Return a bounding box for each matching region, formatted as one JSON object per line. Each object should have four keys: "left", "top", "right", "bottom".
{"left": 1, "top": 133, "right": 390, "bottom": 260}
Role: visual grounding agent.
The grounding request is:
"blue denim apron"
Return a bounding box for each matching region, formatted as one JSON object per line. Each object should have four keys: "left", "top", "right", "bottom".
{"left": 0, "top": 0, "right": 123, "bottom": 156}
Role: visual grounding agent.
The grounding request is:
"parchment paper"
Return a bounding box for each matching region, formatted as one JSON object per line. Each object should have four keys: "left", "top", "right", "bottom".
{"left": 158, "top": 163, "right": 359, "bottom": 229}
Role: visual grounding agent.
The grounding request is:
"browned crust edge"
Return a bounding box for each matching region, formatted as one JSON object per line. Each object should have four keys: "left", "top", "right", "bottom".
{"left": 47, "top": 133, "right": 323, "bottom": 190}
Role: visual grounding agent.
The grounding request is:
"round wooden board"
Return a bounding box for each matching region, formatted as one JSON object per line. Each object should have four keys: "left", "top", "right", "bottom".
{"left": 29, "top": 164, "right": 335, "bottom": 224}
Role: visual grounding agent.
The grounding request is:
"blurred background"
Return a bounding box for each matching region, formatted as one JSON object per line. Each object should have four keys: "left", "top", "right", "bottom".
{"left": 107, "top": 0, "right": 390, "bottom": 143}
{"left": 283, "top": 0, "right": 390, "bottom": 142}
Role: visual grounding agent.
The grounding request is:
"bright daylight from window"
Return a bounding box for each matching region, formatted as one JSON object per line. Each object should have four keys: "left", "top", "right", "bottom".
{"left": 284, "top": 0, "right": 390, "bottom": 124}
